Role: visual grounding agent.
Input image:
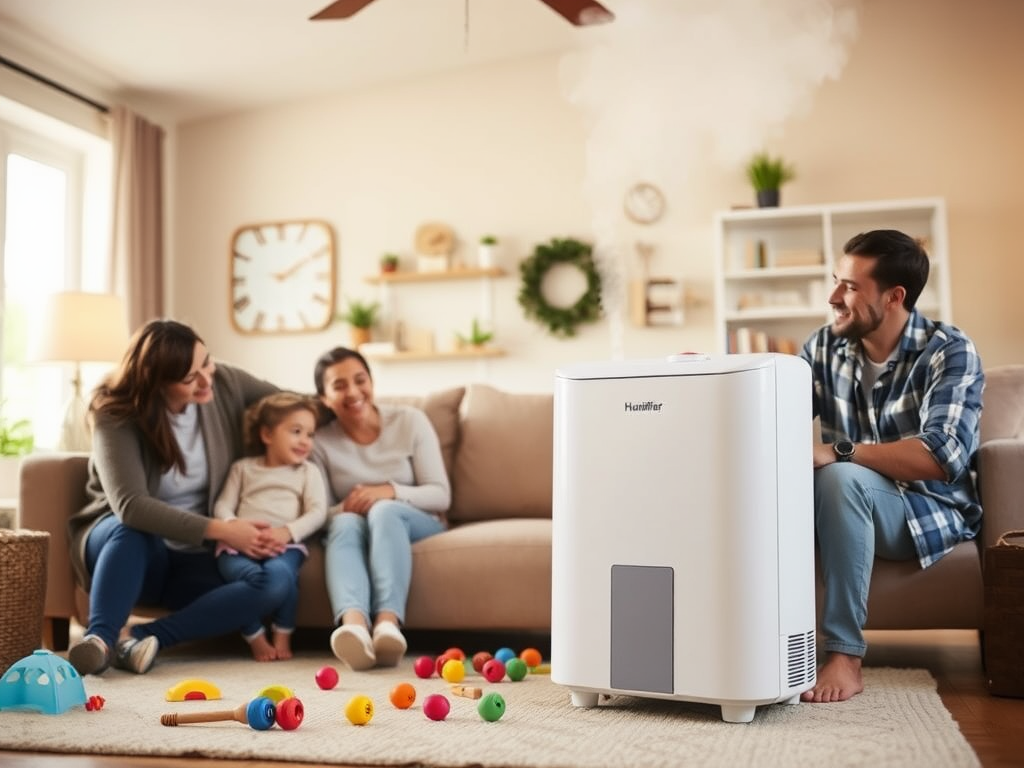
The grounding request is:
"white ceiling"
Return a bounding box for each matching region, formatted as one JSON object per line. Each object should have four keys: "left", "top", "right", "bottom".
{"left": 0, "top": 0, "right": 615, "bottom": 124}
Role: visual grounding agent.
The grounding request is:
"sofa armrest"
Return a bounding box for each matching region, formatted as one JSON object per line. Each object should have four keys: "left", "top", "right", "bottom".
{"left": 978, "top": 438, "right": 1024, "bottom": 550}
{"left": 19, "top": 453, "right": 90, "bottom": 628}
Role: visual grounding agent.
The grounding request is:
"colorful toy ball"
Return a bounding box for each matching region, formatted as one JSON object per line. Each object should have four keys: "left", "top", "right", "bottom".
{"left": 435, "top": 652, "right": 457, "bottom": 677}
{"left": 472, "top": 651, "right": 494, "bottom": 673}
{"left": 413, "top": 655, "right": 436, "bottom": 679}
{"left": 519, "top": 647, "right": 543, "bottom": 668}
{"left": 505, "top": 658, "right": 528, "bottom": 682}
{"left": 478, "top": 692, "right": 506, "bottom": 722}
{"left": 443, "top": 646, "right": 466, "bottom": 660}
{"left": 494, "top": 647, "right": 516, "bottom": 664}
{"left": 481, "top": 658, "right": 506, "bottom": 683}
{"left": 389, "top": 682, "right": 417, "bottom": 710}
{"left": 345, "top": 694, "right": 374, "bottom": 725}
{"left": 275, "top": 697, "right": 304, "bottom": 730}
{"left": 315, "top": 665, "right": 339, "bottom": 690}
{"left": 441, "top": 658, "right": 465, "bottom": 683}
{"left": 422, "top": 693, "right": 451, "bottom": 721}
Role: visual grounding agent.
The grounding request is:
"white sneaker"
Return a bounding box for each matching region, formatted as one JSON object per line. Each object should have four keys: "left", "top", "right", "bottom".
{"left": 330, "top": 624, "right": 375, "bottom": 670}
{"left": 372, "top": 621, "right": 407, "bottom": 667}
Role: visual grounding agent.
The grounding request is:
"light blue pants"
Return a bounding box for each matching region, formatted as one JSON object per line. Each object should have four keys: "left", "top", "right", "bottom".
{"left": 814, "top": 462, "right": 917, "bottom": 657}
{"left": 324, "top": 500, "right": 445, "bottom": 626}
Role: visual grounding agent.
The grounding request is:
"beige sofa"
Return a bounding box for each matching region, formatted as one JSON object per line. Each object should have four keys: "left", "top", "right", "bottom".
{"left": 18, "top": 368, "right": 1024, "bottom": 652}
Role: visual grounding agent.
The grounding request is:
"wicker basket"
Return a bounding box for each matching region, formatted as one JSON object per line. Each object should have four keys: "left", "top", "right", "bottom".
{"left": 0, "top": 529, "right": 50, "bottom": 674}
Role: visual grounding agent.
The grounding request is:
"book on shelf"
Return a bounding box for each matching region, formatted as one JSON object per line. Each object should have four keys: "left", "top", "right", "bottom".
{"left": 727, "top": 326, "right": 800, "bottom": 355}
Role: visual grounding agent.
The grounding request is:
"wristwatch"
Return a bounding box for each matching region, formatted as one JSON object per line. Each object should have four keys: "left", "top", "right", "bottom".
{"left": 833, "top": 440, "right": 856, "bottom": 462}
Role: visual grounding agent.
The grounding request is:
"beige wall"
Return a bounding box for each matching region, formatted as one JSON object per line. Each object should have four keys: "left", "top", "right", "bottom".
{"left": 173, "top": 0, "right": 1023, "bottom": 395}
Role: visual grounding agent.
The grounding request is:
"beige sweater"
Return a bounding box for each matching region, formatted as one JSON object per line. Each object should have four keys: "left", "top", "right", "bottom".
{"left": 213, "top": 457, "right": 327, "bottom": 544}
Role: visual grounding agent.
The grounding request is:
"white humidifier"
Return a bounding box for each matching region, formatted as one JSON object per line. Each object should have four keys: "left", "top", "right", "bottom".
{"left": 551, "top": 353, "right": 815, "bottom": 723}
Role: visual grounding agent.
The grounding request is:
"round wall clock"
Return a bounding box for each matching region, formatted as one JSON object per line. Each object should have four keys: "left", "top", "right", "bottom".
{"left": 624, "top": 182, "right": 666, "bottom": 225}
{"left": 230, "top": 219, "right": 336, "bottom": 334}
{"left": 414, "top": 221, "right": 455, "bottom": 255}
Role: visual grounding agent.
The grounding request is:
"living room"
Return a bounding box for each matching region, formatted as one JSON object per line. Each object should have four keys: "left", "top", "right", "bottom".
{"left": 1, "top": 1, "right": 1023, "bottom": 766}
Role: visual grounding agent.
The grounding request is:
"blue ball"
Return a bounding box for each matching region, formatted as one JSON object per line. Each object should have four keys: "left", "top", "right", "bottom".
{"left": 494, "top": 647, "right": 516, "bottom": 664}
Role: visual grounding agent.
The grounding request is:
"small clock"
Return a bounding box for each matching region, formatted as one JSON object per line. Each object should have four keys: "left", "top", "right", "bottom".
{"left": 230, "top": 219, "right": 336, "bottom": 334}
{"left": 414, "top": 221, "right": 455, "bottom": 255}
{"left": 624, "top": 182, "right": 666, "bottom": 225}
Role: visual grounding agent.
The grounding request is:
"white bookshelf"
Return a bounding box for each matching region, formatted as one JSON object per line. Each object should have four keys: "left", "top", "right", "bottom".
{"left": 713, "top": 198, "right": 952, "bottom": 354}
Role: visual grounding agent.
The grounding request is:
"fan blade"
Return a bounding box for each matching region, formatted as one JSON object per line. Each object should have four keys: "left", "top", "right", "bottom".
{"left": 539, "top": 0, "right": 615, "bottom": 26}
{"left": 310, "top": 0, "right": 377, "bottom": 21}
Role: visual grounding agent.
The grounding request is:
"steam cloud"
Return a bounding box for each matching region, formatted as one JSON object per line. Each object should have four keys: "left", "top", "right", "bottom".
{"left": 560, "top": 0, "right": 861, "bottom": 354}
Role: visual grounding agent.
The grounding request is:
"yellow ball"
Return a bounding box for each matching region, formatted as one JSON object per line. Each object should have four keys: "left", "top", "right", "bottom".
{"left": 441, "top": 657, "right": 466, "bottom": 683}
{"left": 345, "top": 694, "right": 374, "bottom": 725}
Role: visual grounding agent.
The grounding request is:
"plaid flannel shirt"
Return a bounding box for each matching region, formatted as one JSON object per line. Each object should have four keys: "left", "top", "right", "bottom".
{"left": 800, "top": 310, "right": 984, "bottom": 568}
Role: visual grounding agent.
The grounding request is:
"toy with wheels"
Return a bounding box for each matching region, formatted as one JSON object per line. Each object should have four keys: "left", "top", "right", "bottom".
{"left": 275, "top": 697, "right": 304, "bottom": 730}
{"left": 160, "top": 696, "right": 276, "bottom": 730}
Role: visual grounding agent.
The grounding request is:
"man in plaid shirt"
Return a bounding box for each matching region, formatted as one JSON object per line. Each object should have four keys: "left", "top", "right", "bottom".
{"left": 799, "top": 229, "right": 984, "bottom": 703}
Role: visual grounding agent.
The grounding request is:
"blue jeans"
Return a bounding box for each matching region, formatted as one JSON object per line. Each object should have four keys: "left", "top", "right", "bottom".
{"left": 324, "top": 500, "right": 445, "bottom": 626}
{"left": 84, "top": 514, "right": 282, "bottom": 650}
{"left": 216, "top": 548, "right": 306, "bottom": 638}
{"left": 814, "top": 463, "right": 917, "bottom": 657}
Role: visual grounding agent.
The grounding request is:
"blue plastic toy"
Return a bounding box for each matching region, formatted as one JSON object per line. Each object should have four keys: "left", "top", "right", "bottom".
{"left": 0, "top": 649, "right": 87, "bottom": 714}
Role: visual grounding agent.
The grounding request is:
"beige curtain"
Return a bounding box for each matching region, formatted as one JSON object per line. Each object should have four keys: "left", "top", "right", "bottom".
{"left": 110, "top": 105, "right": 164, "bottom": 331}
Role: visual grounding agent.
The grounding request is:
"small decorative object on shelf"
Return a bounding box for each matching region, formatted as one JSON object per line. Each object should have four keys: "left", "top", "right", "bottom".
{"left": 336, "top": 298, "right": 380, "bottom": 348}
{"left": 623, "top": 182, "right": 666, "bottom": 224}
{"left": 518, "top": 237, "right": 602, "bottom": 338}
{"left": 745, "top": 152, "right": 795, "bottom": 208}
{"left": 414, "top": 221, "right": 454, "bottom": 272}
{"left": 380, "top": 253, "right": 400, "bottom": 273}
{"left": 456, "top": 318, "right": 494, "bottom": 350}
{"left": 478, "top": 235, "right": 499, "bottom": 268}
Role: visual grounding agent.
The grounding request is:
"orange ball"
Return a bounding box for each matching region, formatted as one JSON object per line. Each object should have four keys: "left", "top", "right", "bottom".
{"left": 520, "top": 647, "right": 543, "bottom": 668}
{"left": 443, "top": 646, "right": 466, "bottom": 660}
{"left": 389, "top": 682, "right": 417, "bottom": 710}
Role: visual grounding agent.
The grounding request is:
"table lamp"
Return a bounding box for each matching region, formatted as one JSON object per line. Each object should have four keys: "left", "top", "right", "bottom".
{"left": 28, "top": 292, "right": 129, "bottom": 451}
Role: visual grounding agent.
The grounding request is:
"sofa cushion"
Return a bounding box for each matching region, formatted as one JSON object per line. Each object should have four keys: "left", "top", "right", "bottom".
{"left": 377, "top": 387, "right": 465, "bottom": 480}
{"left": 450, "top": 384, "right": 553, "bottom": 523}
{"left": 981, "top": 365, "right": 1024, "bottom": 442}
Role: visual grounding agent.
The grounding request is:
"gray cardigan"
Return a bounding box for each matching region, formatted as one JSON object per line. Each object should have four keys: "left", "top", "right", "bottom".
{"left": 67, "top": 364, "right": 278, "bottom": 590}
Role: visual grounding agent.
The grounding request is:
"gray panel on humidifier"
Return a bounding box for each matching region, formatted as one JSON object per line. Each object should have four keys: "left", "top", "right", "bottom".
{"left": 610, "top": 564, "right": 673, "bottom": 693}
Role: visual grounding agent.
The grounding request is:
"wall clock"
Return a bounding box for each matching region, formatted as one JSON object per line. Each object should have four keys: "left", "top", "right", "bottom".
{"left": 230, "top": 219, "right": 336, "bottom": 334}
{"left": 624, "top": 182, "right": 666, "bottom": 225}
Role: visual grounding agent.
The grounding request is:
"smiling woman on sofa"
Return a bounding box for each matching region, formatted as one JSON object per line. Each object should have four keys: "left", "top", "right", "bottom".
{"left": 311, "top": 346, "right": 450, "bottom": 671}
{"left": 66, "top": 319, "right": 281, "bottom": 676}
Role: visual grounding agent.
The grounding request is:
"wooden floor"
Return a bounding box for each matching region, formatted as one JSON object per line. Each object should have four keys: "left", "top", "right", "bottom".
{"left": 3, "top": 629, "right": 1023, "bottom": 767}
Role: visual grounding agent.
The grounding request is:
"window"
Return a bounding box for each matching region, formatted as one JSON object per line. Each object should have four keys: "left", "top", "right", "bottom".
{"left": 0, "top": 107, "right": 111, "bottom": 451}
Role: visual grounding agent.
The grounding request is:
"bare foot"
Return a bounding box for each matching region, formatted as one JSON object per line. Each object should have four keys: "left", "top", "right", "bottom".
{"left": 272, "top": 631, "right": 293, "bottom": 661}
{"left": 801, "top": 652, "right": 864, "bottom": 702}
{"left": 248, "top": 633, "right": 277, "bottom": 662}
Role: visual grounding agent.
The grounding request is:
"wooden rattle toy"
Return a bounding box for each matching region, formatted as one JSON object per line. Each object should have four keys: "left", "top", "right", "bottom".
{"left": 160, "top": 696, "right": 276, "bottom": 730}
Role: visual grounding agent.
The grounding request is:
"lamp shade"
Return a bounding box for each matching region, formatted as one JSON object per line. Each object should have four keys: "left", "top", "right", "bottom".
{"left": 28, "top": 292, "right": 129, "bottom": 364}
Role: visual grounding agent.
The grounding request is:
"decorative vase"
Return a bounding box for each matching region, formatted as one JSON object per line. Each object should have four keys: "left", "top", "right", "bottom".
{"left": 756, "top": 189, "right": 780, "bottom": 208}
{"left": 350, "top": 327, "right": 371, "bottom": 348}
{"left": 478, "top": 245, "right": 496, "bottom": 269}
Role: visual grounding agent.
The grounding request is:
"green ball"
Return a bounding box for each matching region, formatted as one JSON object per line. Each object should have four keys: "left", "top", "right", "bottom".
{"left": 478, "top": 692, "right": 506, "bottom": 722}
{"left": 505, "top": 657, "right": 528, "bottom": 681}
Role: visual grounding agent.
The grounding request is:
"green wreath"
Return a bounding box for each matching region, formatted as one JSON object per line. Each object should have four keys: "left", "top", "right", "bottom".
{"left": 518, "top": 237, "right": 602, "bottom": 338}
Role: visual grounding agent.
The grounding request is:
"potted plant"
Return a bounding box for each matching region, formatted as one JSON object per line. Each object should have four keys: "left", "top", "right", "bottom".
{"left": 380, "top": 253, "right": 400, "bottom": 273}
{"left": 337, "top": 298, "right": 380, "bottom": 348}
{"left": 456, "top": 318, "right": 494, "bottom": 350}
{"left": 0, "top": 405, "right": 33, "bottom": 514}
{"left": 478, "top": 235, "right": 499, "bottom": 269}
{"left": 746, "top": 152, "right": 795, "bottom": 208}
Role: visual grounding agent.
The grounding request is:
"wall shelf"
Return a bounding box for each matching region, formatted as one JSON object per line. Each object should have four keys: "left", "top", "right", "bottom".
{"left": 361, "top": 346, "right": 506, "bottom": 362}
{"left": 365, "top": 267, "right": 505, "bottom": 285}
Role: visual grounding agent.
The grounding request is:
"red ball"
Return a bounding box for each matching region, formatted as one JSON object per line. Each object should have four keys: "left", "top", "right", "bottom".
{"left": 482, "top": 658, "right": 506, "bottom": 683}
{"left": 443, "top": 646, "right": 466, "bottom": 660}
{"left": 413, "top": 655, "right": 436, "bottom": 679}
{"left": 435, "top": 652, "right": 457, "bottom": 677}
{"left": 472, "top": 651, "right": 494, "bottom": 673}
{"left": 422, "top": 693, "right": 451, "bottom": 721}
{"left": 315, "top": 665, "right": 339, "bottom": 690}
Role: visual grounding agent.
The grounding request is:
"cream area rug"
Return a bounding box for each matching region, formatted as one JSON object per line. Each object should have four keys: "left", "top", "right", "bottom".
{"left": 0, "top": 652, "right": 978, "bottom": 768}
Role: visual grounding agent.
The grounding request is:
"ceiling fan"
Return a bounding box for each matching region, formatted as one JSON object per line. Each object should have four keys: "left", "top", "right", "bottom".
{"left": 310, "top": 0, "right": 614, "bottom": 27}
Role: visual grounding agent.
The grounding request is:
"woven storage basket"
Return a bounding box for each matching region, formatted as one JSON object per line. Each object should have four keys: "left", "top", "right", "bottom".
{"left": 984, "top": 530, "right": 1024, "bottom": 697}
{"left": 0, "top": 529, "right": 49, "bottom": 674}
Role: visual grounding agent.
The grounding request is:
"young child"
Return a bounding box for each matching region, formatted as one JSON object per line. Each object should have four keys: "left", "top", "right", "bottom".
{"left": 214, "top": 392, "right": 327, "bottom": 661}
